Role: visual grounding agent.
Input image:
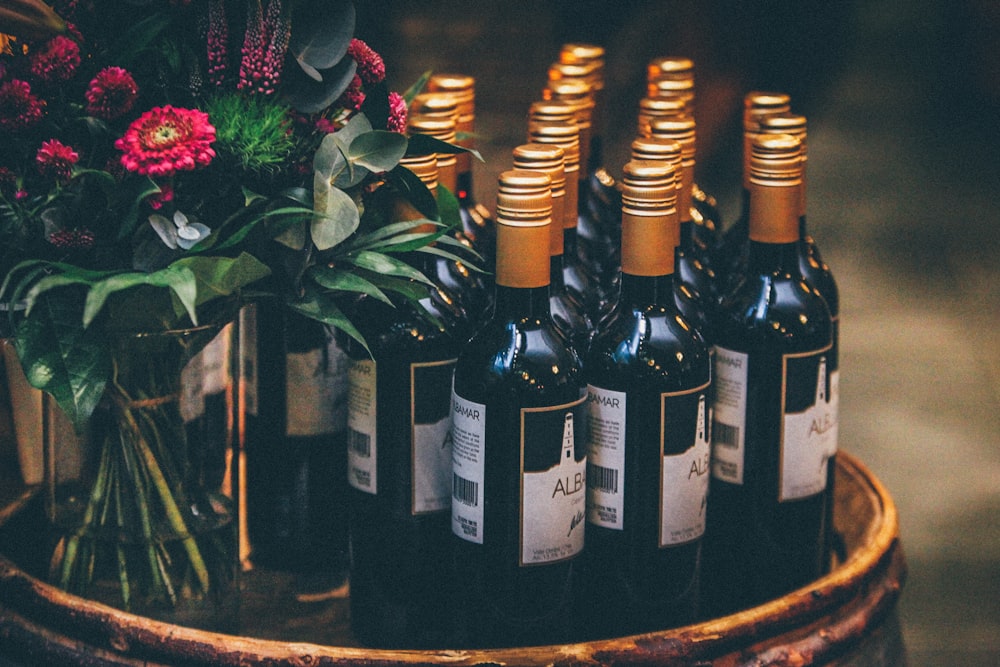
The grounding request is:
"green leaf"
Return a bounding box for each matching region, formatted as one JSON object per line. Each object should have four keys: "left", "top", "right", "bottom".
{"left": 171, "top": 253, "right": 271, "bottom": 306}
{"left": 288, "top": 0, "right": 355, "bottom": 70}
{"left": 405, "top": 133, "right": 483, "bottom": 162}
{"left": 349, "top": 131, "right": 408, "bottom": 173}
{"left": 341, "top": 218, "right": 443, "bottom": 252}
{"left": 361, "top": 271, "right": 431, "bottom": 303}
{"left": 402, "top": 71, "right": 432, "bottom": 105}
{"left": 312, "top": 182, "right": 360, "bottom": 250}
{"left": 313, "top": 132, "right": 347, "bottom": 181}
{"left": 13, "top": 292, "right": 108, "bottom": 431}
{"left": 284, "top": 56, "right": 357, "bottom": 114}
{"left": 389, "top": 164, "right": 438, "bottom": 221}
{"left": 345, "top": 251, "right": 434, "bottom": 286}
{"left": 80, "top": 265, "right": 199, "bottom": 327}
{"left": 309, "top": 265, "right": 393, "bottom": 306}
{"left": 436, "top": 183, "right": 462, "bottom": 231}
{"left": 287, "top": 291, "right": 369, "bottom": 357}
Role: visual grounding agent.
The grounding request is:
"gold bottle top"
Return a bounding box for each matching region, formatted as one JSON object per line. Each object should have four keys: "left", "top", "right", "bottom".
{"left": 646, "top": 76, "right": 695, "bottom": 105}
{"left": 411, "top": 93, "right": 459, "bottom": 123}
{"left": 495, "top": 170, "right": 552, "bottom": 288}
{"left": 427, "top": 74, "right": 476, "bottom": 176}
{"left": 543, "top": 78, "right": 594, "bottom": 173}
{"left": 629, "top": 137, "right": 682, "bottom": 166}
{"left": 648, "top": 117, "right": 696, "bottom": 222}
{"left": 759, "top": 112, "right": 807, "bottom": 216}
{"left": 620, "top": 159, "right": 678, "bottom": 276}
{"left": 528, "top": 99, "right": 578, "bottom": 127}
{"left": 526, "top": 121, "right": 580, "bottom": 231}
{"left": 560, "top": 43, "right": 605, "bottom": 67}
{"left": 646, "top": 56, "right": 695, "bottom": 83}
{"left": 513, "top": 143, "right": 566, "bottom": 258}
{"left": 396, "top": 154, "right": 438, "bottom": 234}
{"left": 407, "top": 113, "right": 458, "bottom": 193}
{"left": 742, "top": 91, "right": 792, "bottom": 189}
{"left": 636, "top": 96, "right": 688, "bottom": 138}
{"left": 749, "top": 133, "right": 802, "bottom": 244}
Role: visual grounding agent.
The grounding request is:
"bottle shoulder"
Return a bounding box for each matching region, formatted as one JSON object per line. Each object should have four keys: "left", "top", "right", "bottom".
{"left": 586, "top": 305, "right": 712, "bottom": 390}
{"left": 715, "top": 271, "right": 832, "bottom": 352}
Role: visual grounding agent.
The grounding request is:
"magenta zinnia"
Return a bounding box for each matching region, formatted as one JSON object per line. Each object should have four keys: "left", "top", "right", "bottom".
{"left": 347, "top": 38, "right": 385, "bottom": 86}
{"left": 36, "top": 139, "right": 79, "bottom": 181}
{"left": 85, "top": 67, "right": 139, "bottom": 120}
{"left": 0, "top": 80, "right": 45, "bottom": 132}
{"left": 116, "top": 106, "right": 216, "bottom": 177}
{"left": 30, "top": 35, "right": 81, "bottom": 83}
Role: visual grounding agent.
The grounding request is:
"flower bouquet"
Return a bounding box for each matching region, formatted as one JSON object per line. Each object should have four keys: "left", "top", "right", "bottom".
{"left": 0, "top": 0, "right": 475, "bottom": 627}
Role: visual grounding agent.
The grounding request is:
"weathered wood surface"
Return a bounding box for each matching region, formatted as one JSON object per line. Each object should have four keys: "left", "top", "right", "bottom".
{"left": 0, "top": 451, "right": 906, "bottom": 666}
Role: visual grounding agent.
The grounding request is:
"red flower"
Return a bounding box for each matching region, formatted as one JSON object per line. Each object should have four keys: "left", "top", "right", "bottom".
{"left": 0, "top": 80, "right": 45, "bottom": 132}
{"left": 115, "top": 106, "right": 216, "bottom": 177}
{"left": 36, "top": 139, "right": 79, "bottom": 181}
{"left": 347, "top": 38, "right": 385, "bottom": 86}
{"left": 85, "top": 67, "right": 139, "bottom": 120}
{"left": 30, "top": 35, "right": 81, "bottom": 84}
{"left": 338, "top": 74, "right": 365, "bottom": 111}
{"left": 387, "top": 91, "right": 407, "bottom": 133}
{"left": 146, "top": 181, "right": 174, "bottom": 210}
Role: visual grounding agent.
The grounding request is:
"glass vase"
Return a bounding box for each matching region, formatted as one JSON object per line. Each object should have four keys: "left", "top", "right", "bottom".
{"left": 46, "top": 322, "right": 239, "bottom": 632}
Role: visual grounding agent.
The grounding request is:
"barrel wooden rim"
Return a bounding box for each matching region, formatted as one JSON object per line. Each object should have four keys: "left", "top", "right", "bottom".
{"left": 0, "top": 451, "right": 905, "bottom": 666}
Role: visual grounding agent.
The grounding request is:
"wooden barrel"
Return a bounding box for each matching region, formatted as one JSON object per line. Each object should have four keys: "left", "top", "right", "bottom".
{"left": 0, "top": 450, "right": 905, "bottom": 666}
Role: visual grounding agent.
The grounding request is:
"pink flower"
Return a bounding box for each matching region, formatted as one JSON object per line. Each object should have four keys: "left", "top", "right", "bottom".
{"left": 85, "top": 67, "right": 139, "bottom": 120}
{"left": 36, "top": 139, "right": 79, "bottom": 181}
{"left": 347, "top": 38, "right": 385, "bottom": 85}
{"left": 387, "top": 91, "right": 407, "bottom": 133}
{"left": 338, "top": 74, "right": 364, "bottom": 111}
{"left": 116, "top": 106, "right": 216, "bottom": 177}
{"left": 207, "top": 0, "right": 229, "bottom": 88}
{"left": 146, "top": 181, "right": 174, "bottom": 210}
{"left": 0, "top": 80, "right": 45, "bottom": 132}
{"left": 315, "top": 117, "right": 338, "bottom": 134}
{"left": 30, "top": 35, "right": 81, "bottom": 84}
{"left": 48, "top": 228, "right": 96, "bottom": 250}
{"left": 238, "top": 0, "right": 290, "bottom": 95}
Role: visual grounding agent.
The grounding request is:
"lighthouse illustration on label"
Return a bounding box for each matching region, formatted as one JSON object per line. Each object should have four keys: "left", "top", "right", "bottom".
{"left": 781, "top": 353, "right": 837, "bottom": 501}
{"left": 659, "top": 388, "right": 712, "bottom": 547}
{"left": 520, "top": 399, "right": 587, "bottom": 566}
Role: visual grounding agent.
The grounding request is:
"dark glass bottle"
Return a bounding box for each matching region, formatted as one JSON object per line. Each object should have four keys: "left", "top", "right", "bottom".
{"left": 512, "top": 142, "right": 593, "bottom": 355}
{"left": 407, "top": 112, "right": 490, "bottom": 323}
{"left": 702, "top": 134, "right": 834, "bottom": 616}
{"left": 527, "top": 120, "right": 606, "bottom": 321}
{"left": 426, "top": 73, "right": 497, "bottom": 278}
{"left": 450, "top": 170, "right": 587, "bottom": 648}
{"left": 242, "top": 301, "right": 351, "bottom": 591}
{"left": 714, "top": 90, "right": 792, "bottom": 289}
{"left": 580, "top": 160, "right": 712, "bottom": 638}
{"left": 645, "top": 55, "right": 723, "bottom": 248}
{"left": 343, "top": 155, "right": 463, "bottom": 648}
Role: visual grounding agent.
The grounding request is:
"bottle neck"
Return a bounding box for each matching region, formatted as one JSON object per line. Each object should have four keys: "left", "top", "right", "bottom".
{"left": 563, "top": 225, "right": 580, "bottom": 256}
{"left": 679, "top": 219, "right": 694, "bottom": 251}
{"left": 618, "top": 272, "right": 676, "bottom": 309}
{"left": 748, "top": 240, "right": 802, "bottom": 274}
{"left": 492, "top": 285, "right": 551, "bottom": 320}
{"left": 550, "top": 255, "right": 567, "bottom": 290}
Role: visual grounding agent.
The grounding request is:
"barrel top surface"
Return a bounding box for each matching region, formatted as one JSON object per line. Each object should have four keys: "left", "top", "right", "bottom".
{"left": 0, "top": 450, "right": 905, "bottom": 666}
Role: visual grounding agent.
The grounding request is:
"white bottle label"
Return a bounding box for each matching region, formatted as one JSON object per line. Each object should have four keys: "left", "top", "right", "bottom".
{"left": 412, "top": 359, "right": 457, "bottom": 514}
{"left": 711, "top": 346, "right": 748, "bottom": 484}
{"left": 660, "top": 391, "right": 711, "bottom": 546}
{"left": 780, "top": 353, "right": 837, "bottom": 501}
{"left": 286, "top": 333, "right": 349, "bottom": 437}
{"left": 347, "top": 358, "right": 377, "bottom": 494}
{"left": 451, "top": 392, "right": 485, "bottom": 544}
{"left": 239, "top": 305, "right": 259, "bottom": 418}
{"left": 520, "top": 397, "right": 587, "bottom": 566}
{"left": 585, "top": 386, "right": 625, "bottom": 529}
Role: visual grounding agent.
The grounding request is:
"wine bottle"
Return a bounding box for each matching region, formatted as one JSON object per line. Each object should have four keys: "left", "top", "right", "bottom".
{"left": 426, "top": 73, "right": 497, "bottom": 272}
{"left": 626, "top": 136, "right": 715, "bottom": 341}
{"left": 242, "top": 301, "right": 351, "bottom": 590}
{"left": 703, "top": 133, "right": 834, "bottom": 616}
{"left": 647, "top": 117, "right": 720, "bottom": 300}
{"left": 513, "top": 142, "right": 594, "bottom": 355}
{"left": 714, "top": 90, "right": 792, "bottom": 287}
{"left": 526, "top": 119, "right": 606, "bottom": 321}
{"left": 407, "top": 112, "right": 490, "bottom": 323}
{"left": 343, "top": 153, "right": 462, "bottom": 648}
{"left": 450, "top": 170, "right": 587, "bottom": 648}
{"left": 580, "top": 159, "right": 712, "bottom": 638}
{"left": 645, "top": 56, "right": 723, "bottom": 249}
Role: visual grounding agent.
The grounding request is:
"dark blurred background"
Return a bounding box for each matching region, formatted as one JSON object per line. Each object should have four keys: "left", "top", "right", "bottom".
{"left": 357, "top": 1, "right": 1000, "bottom": 665}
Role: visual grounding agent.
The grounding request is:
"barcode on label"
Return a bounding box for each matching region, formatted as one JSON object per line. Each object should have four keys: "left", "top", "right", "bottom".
{"left": 713, "top": 421, "right": 740, "bottom": 449}
{"left": 348, "top": 429, "right": 371, "bottom": 457}
{"left": 588, "top": 464, "right": 618, "bottom": 494}
{"left": 452, "top": 473, "right": 478, "bottom": 506}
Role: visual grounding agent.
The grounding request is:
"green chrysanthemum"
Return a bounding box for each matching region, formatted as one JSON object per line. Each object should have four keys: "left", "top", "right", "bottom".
{"left": 207, "top": 93, "right": 295, "bottom": 175}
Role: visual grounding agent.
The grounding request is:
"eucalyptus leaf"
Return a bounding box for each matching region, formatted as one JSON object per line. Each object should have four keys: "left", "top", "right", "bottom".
{"left": 284, "top": 55, "right": 357, "bottom": 114}
{"left": 312, "top": 181, "right": 360, "bottom": 250}
{"left": 313, "top": 133, "right": 346, "bottom": 181}
{"left": 350, "top": 131, "right": 408, "bottom": 173}
{"left": 288, "top": 0, "right": 355, "bottom": 70}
